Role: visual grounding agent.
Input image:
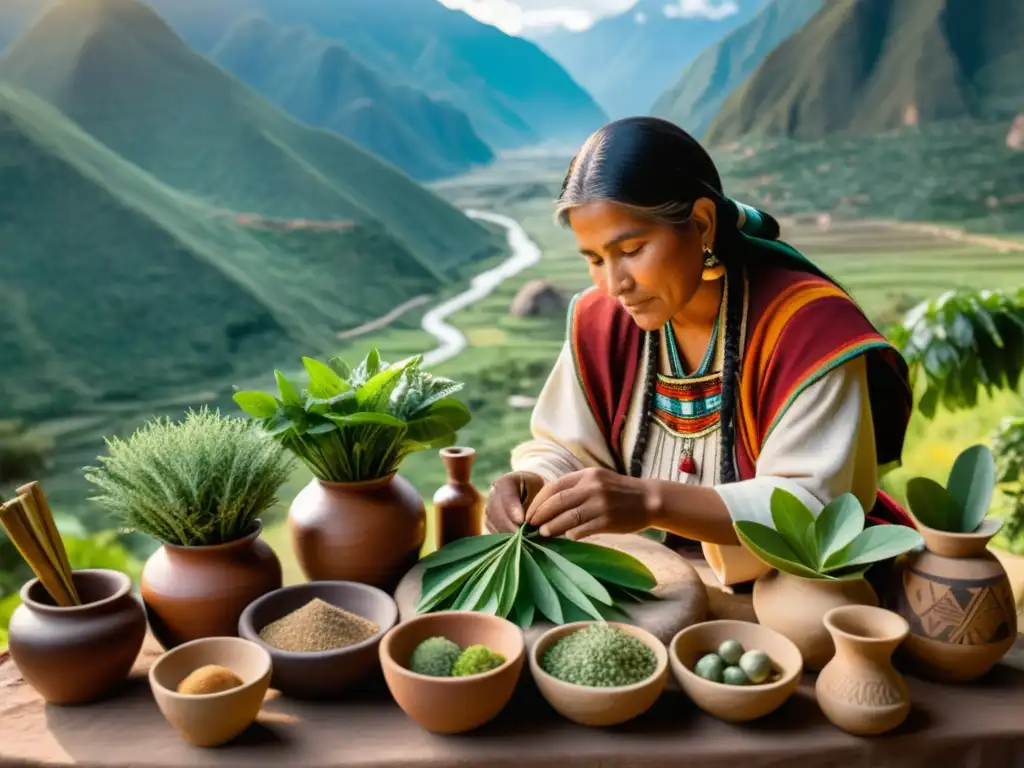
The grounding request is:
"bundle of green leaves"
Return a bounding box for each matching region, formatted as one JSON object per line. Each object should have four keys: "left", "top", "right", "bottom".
{"left": 415, "top": 525, "right": 658, "bottom": 628}
{"left": 82, "top": 407, "right": 294, "bottom": 547}
{"left": 906, "top": 444, "right": 997, "bottom": 533}
{"left": 734, "top": 489, "right": 924, "bottom": 580}
{"left": 233, "top": 350, "right": 471, "bottom": 483}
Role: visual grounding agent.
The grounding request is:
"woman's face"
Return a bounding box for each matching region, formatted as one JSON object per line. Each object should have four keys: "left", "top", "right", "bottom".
{"left": 567, "top": 199, "right": 714, "bottom": 331}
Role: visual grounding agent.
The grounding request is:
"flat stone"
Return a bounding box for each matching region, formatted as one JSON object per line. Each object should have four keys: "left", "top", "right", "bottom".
{"left": 393, "top": 532, "right": 709, "bottom": 651}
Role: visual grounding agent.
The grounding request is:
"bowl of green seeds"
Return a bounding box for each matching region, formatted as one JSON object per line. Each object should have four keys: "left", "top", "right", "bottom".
{"left": 529, "top": 621, "right": 669, "bottom": 727}
{"left": 669, "top": 619, "right": 803, "bottom": 723}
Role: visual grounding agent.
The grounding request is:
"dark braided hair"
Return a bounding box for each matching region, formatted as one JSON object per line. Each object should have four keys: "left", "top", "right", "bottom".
{"left": 555, "top": 116, "right": 790, "bottom": 485}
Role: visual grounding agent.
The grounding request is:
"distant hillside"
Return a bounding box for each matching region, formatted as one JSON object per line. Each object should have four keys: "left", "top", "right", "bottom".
{"left": 212, "top": 16, "right": 493, "bottom": 182}
{"left": 531, "top": 0, "right": 759, "bottom": 120}
{"left": 140, "top": 0, "right": 608, "bottom": 149}
{"left": 0, "top": 0, "right": 504, "bottom": 275}
{"left": 706, "top": 0, "right": 1024, "bottom": 144}
{"left": 652, "top": 0, "right": 823, "bottom": 139}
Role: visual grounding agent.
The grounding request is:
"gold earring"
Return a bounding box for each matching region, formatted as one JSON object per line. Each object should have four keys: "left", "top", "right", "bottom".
{"left": 702, "top": 244, "right": 725, "bottom": 281}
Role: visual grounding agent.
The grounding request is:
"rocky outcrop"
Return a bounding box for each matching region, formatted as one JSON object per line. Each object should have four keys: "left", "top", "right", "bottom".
{"left": 509, "top": 280, "right": 567, "bottom": 317}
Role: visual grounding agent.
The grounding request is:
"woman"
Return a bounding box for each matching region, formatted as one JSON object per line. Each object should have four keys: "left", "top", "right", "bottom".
{"left": 485, "top": 117, "right": 914, "bottom": 587}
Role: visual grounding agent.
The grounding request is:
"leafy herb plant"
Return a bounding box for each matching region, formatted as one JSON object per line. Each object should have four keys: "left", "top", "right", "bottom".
{"left": 415, "top": 525, "right": 658, "bottom": 628}
{"left": 734, "top": 489, "right": 923, "bottom": 580}
{"left": 906, "top": 444, "right": 997, "bottom": 533}
{"left": 232, "top": 349, "right": 471, "bottom": 483}
{"left": 82, "top": 407, "right": 294, "bottom": 547}
{"left": 993, "top": 417, "right": 1024, "bottom": 545}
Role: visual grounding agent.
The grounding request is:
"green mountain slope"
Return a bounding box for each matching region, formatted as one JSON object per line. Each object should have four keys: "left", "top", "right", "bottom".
{"left": 652, "top": 0, "right": 823, "bottom": 139}
{"left": 211, "top": 16, "right": 493, "bottom": 182}
{"left": 0, "top": 84, "right": 444, "bottom": 420}
{"left": 0, "top": 0, "right": 502, "bottom": 274}
{"left": 706, "top": 0, "right": 1024, "bottom": 144}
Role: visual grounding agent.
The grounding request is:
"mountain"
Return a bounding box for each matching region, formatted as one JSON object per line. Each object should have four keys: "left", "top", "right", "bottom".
{"left": 652, "top": 0, "right": 823, "bottom": 139}
{"left": 706, "top": 0, "right": 1024, "bottom": 144}
{"left": 211, "top": 16, "right": 493, "bottom": 182}
{"left": 0, "top": 0, "right": 503, "bottom": 275}
{"left": 531, "top": 0, "right": 760, "bottom": 120}
{"left": 141, "top": 0, "right": 608, "bottom": 149}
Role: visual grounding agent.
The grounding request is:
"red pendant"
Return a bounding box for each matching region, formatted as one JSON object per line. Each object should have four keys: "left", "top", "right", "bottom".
{"left": 678, "top": 454, "right": 697, "bottom": 475}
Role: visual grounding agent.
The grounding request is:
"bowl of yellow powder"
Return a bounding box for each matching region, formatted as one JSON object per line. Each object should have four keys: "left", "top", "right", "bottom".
{"left": 238, "top": 581, "right": 398, "bottom": 699}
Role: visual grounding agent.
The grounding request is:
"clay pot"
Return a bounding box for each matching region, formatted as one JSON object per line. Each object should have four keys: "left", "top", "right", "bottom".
{"left": 886, "top": 517, "right": 1017, "bottom": 683}
{"left": 816, "top": 605, "right": 911, "bottom": 735}
{"left": 289, "top": 473, "right": 426, "bottom": 591}
{"left": 8, "top": 569, "right": 146, "bottom": 704}
{"left": 141, "top": 521, "right": 282, "bottom": 650}
{"left": 753, "top": 569, "right": 879, "bottom": 671}
{"left": 432, "top": 446, "right": 483, "bottom": 549}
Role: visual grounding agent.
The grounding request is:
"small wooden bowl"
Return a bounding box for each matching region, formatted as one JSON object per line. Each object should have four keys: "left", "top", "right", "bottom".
{"left": 379, "top": 611, "right": 525, "bottom": 734}
{"left": 669, "top": 619, "right": 802, "bottom": 723}
{"left": 530, "top": 621, "right": 669, "bottom": 727}
{"left": 149, "top": 637, "right": 272, "bottom": 747}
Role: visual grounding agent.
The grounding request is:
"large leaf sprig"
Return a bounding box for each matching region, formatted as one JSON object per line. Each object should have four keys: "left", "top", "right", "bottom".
{"left": 232, "top": 349, "right": 471, "bottom": 483}
{"left": 734, "top": 489, "right": 923, "bottom": 580}
{"left": 415, "top": 525, "right": 659, "bottom": 628}
{"left": 906, "top": 444, "right": 997, "bottom": 533}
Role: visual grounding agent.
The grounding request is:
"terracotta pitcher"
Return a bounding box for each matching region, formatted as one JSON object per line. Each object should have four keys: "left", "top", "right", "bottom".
{"left": 432, "top": 447, "right": 483, "bottom": 550}
{"left": 289, "top": 472, "right": 426, "bottom": 592}
{"left": 753, "top": 569, "right": 879, "bottom": 671}
{"left": 887, "top": 516, "right": 1016, "bottom": 682}
{"left": 8, "top": 569, "right": 146, "bottom": 704}
{"left": 141, "top": 520, "right": 282, "bottom": 649}
{"left": 816, "top": 605, "right": 911, "bottom": 735}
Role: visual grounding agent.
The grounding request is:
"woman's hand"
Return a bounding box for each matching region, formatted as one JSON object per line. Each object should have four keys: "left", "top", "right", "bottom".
{"left": 484, "top": 471, "right": 546, "bottom": 533}
{"left": 525, "top": 467, "right": 658, "bottom": 540}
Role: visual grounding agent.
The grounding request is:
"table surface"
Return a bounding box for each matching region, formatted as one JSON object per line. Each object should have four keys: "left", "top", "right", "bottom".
{"left": 3, "top": 547, "right": 1024, "bottom": 768}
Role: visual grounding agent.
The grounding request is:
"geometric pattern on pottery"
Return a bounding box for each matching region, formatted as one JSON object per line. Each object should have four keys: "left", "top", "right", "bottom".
{"left": 899, "top": 569, "right": 1015, "bottom": 645}
{"left": 820, "top": 674, "right": 903, "bottom": 707}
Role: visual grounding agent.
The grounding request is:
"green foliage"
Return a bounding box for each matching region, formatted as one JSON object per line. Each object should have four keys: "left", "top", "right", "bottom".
{"left": 82, "top": 407, "right": 295, "bottom": 547}
{"left": 992, "top": 417, "right": 1024, "bottom": 543}
{"left": 734, "top": 489, "right": 924, "bottom": 580}
{"left": 886, "top": 287, "right": 1024, "bottom": 418}
{"left": 415, "top": 525, "right": 657, "bottom": 628}
{"left": 906, "top": 444, "right": 997, "bottom": 533}
{"left": 233, "top": 350, "right": 472, "bottom": 483}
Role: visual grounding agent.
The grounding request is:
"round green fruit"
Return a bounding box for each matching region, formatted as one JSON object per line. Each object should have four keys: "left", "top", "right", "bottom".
{"left": 722, "top": 665, "right": 749, "bottom": 686}
{"left": 739, "top": 650, "right": 772, "bottom": 684}
{"left": 717, "top": 638, "right": 744, "bottom": 666}
{"left": 694, "top": 653, "right": 726, "bottom": 683}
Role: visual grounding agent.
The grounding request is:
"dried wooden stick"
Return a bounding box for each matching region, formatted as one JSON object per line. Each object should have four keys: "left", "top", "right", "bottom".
{"left": 17, "top": 481, "right": 78, "bottom": 603}
{"left": 0, "top": 498, "right": 77, "bottom": 607}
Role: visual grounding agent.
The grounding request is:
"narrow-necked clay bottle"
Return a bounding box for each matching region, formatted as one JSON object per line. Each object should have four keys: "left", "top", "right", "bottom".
{"left": 433, "top": 447, "right": 483, "bottom": 549}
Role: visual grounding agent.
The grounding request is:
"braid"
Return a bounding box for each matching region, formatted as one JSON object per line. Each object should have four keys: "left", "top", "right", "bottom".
{"left": 718, "top": 258, "right": 745, "bottom": 483}
{"left": 629, "top": 330, "right": 660, "bottom": 478}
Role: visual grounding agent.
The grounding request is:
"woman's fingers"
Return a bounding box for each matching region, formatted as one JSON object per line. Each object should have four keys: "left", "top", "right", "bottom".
{"left": 564, "top": 515, "right": 610, "bottom": 541}
{"left": 527, "top": 476, "right": 587, "bottom": 530}
{"left": 485, "top": 475, "right": 522, "bottom": 533}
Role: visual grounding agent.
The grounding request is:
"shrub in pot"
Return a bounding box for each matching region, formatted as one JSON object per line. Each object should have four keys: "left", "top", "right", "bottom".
{"left": 233, "top": 350, "right": 471, "bottom": 591}
{"left": 83, "top": 407, "right": 293, "bottom": 649}
{"left": 887, "top": 444, "right": 1017, "bottom": 682}
{"left": 735, "top": 489, "right": 923, "bottom": 670}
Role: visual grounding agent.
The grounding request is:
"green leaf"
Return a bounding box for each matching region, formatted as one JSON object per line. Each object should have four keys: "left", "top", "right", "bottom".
{"left": 536, "top": 537, "right": 656, "bottom": 590}
{"left": 275, "top": 370, "right": 302, "bottom": 406}
{"left": 814, "top": 493, "right": 865, "bottom": 564}
{"left": 823, "top": 525, "right": 923, "bottom": 571}
{"left": 640, "top": 528, "right": 668, "bottom": 543}
{"left": 533, "top": 541, "right": 613, "bottom": 606}
{"left": 451, "top": 549, "right": 506, "bottom": 611}
{"left": 418, "top": 533, "right": 510, "bottom": 569}
{"left": 769, "top": 488, "right": 819, "bottom": 568}
{"left": 478, "top": 547, "right": 513, "bottom": 616}
{"left": 232, "top": 391, "right": 278, "bottom": 418}
{"left": 530, "top": 543, "right": 604, "bottom": 619}
{"left": 327, "top": 356, "right": 352, "bottom": 380}
{"left": 734, "top": 520, "right": 826, "bottom": 579}
{"left": 511, "top": 583, "right": 536, "bottom": 629}
{"left": 356, "top": 364, "right": 407, "bottom": 410}
{"left": 416, "top": 553, "right": 495, "bottom": 613}
{"left": 521, "top": 547, "right": 563, "bottom": 624}
{"left": 906, "top": 477, "right": 961, "bottom": 531}
{"left": 405, "top": 398, "right": 472, "bottom": 444}
{"left": 302, "top": 357, "right": 349, "bottom": 399}
{"left": 947, "top": 444, "right": 996, "bottom": 532}
{"left": 325, "top": 411, "right": 408, "bottom": 430}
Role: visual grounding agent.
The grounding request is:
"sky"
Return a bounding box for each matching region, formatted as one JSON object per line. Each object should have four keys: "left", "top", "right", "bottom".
{"left": 439, "top": 0, "right": 742, "bottom": 35}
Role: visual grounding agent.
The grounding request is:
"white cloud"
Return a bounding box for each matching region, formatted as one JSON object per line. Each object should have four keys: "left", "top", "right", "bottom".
{"left": 634, "top": 11, "right": 648, "bottom": 23}
{"left": 439, "top": 0, "right": 638, "bottom": 34}
{"left": 662, "top": 0, "right": 740, "bottom": 20}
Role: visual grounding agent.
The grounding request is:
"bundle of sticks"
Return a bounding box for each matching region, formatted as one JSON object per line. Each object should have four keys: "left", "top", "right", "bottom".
{"left": 0, "top": 481, "right": 79, "bottom": 606}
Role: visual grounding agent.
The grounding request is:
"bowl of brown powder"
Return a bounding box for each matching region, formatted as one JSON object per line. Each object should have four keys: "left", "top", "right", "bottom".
{"left": 238, "top": 581, "right": 398, "bottom": 699}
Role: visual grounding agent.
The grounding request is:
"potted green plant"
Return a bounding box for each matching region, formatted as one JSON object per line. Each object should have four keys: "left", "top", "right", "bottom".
{"left": 735, "top": 489, "right": 923, "bottom": 670}
{"left": 886, "top": 444, "right": 1017, "bottom": 682}
{"left": 233, "top": 350, "right": 472, "bottom": 591}
{"left": 83, "top": 407, "right": 293, "bottom": 649}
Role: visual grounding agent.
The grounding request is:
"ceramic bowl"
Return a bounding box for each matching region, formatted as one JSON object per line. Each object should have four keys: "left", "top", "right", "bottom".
{"left": 669, "top": 619, "right": 803, "bottom": 723}
{"left": 149, "top": 636, "right": 272, "bottom": 747}
{"left": 238, "top": 581, "right": 398, "bottom": 699}
{"left": 379, "top": 610, "right": 526, "bottom": 734}
{"left": 529, "top": 621, "right": 669, "bottom": 727}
